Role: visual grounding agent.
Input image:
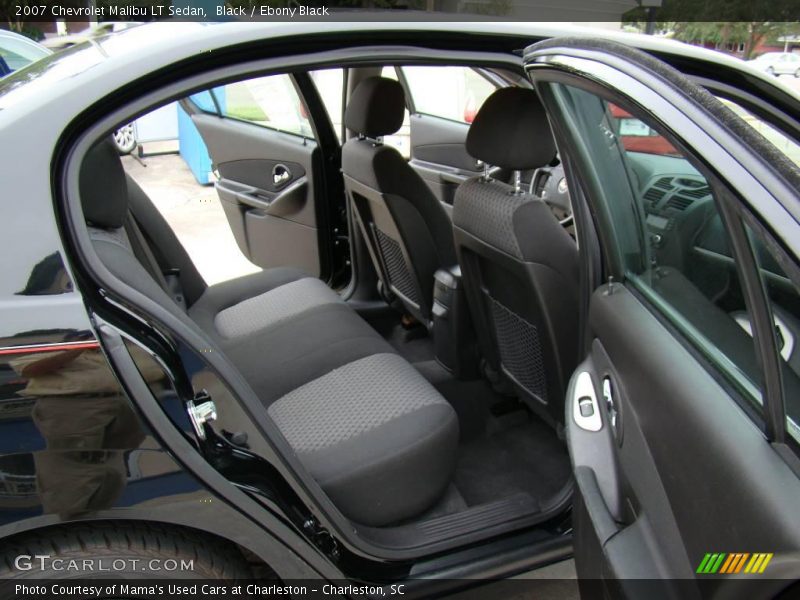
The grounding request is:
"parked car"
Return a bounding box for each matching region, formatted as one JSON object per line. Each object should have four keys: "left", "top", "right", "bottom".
{"left": 748, "top": 51, "right": 800, "bottom": 77}
{"left": 0, "top": 22, "right": 799, "bottom": 598}
{"left": 0, "top": 29, "right": 51, "bottom": 77}
{"left": 41, "top": 21, "right": 142, "bottom": 52}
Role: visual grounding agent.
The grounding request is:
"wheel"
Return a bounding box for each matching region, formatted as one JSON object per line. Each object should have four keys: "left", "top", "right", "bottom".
{"left": 795, "top": 68, "right": 800, "bottom": 78}
{"left": 766, "top": 66, "right": 776, "bottom": 77}
{"left": 0, "top": 522, "right": 253, "bottom": 580}
{"left": 113, "top": 124, "right": 137, "bottom": 155}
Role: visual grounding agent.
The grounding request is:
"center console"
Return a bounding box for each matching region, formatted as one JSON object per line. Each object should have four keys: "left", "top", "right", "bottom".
{"left": 432, "top": 266, "right": 478, "bottom": 379}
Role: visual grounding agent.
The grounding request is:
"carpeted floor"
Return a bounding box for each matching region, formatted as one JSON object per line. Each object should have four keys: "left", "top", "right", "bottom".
{"left": 370, "top": 314, "right": 572, "bottom": 519}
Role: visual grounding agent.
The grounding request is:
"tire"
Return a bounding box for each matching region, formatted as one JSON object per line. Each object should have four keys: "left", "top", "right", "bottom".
{"left": 113, "top": 124, "right": 137, "bottom": 155}
{"left": 795, "top": 68, "right": 800, "bottom": 78}
{"left": 0, "top": 522, "right": 253, "bottom": 580}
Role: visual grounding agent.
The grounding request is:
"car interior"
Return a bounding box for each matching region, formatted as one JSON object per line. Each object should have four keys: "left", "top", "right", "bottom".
{"left": 71, "top": 57, "right": 800, "bottom": 560}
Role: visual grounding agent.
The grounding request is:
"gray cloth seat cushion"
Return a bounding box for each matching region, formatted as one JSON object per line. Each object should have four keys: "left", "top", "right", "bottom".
{"left": 189, "top": 266, "right": 341, "bottom": 340}
{"left": 223, "top": 301, "right": 397, "bottom": 406}
{"left": 269, "top": 353, "right": 459, "bottom": 526}
{"left": 214, "top": 277, "right": 341, "bottom": 338}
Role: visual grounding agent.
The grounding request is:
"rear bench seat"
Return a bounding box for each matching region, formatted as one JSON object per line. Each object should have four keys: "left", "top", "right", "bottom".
{"left": 79, "top": 140, "right": 458, "bottom": 527}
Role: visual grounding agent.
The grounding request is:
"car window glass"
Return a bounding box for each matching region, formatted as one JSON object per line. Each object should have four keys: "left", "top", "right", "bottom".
{"left": 206, "top": 74, "right": 313, "bottom": 138}
{"left": 743, "top": 223, "right": 800, "bottom": 442}
{"left": 380, "top": 66, "right": 410, "bottom": 158}
{"left": 310, "top": 68, "right": 344, "bottom": 142}
{"left": 717, "top": 98, "right": 800, "bottom": 169}
{"left": 550, "top": 82, "right": 765, "bottom": 411}
{"left": 401, "top": 65, "right": 496, "bottom": 124}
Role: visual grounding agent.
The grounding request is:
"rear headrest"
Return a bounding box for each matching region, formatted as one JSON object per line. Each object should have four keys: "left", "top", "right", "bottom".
{"left": 466, "top": 87, "right": 556, "bottom": 171}
{"left": 344, "top": 76, "right": 406, "bottom": 138}
{"left": 80, "top": 138, "right": 128, "bottom": 229}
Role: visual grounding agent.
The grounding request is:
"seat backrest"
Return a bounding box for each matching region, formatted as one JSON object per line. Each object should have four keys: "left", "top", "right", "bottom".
{"left": 79, "top": 140, "right": 207, "bottom": 322}
{"left": 452, "top": 88, "right": 579, "bottom": 426}
{"left": 341, "top": 77, "right": 456, "bottom": 324}
{"left": 80, "top": 139, "right": 207, "bottom": 310}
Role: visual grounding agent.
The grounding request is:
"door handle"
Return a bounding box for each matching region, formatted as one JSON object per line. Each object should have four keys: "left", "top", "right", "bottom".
{"left": 573, "top": 371, "right": 603, "bottom": 432}
{"left": 272, "top": 164, "right": 291, "bottom": 187}
{"left": 603, "top": 376, "right": 618, "bottom": 431}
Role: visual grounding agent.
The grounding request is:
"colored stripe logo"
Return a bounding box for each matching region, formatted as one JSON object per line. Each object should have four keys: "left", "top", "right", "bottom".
{"left": 697, "top": 553, "right": 773, "bottom": 574}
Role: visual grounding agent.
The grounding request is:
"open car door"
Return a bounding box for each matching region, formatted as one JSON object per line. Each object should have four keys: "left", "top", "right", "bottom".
{"left": 525, "top": 39, "right": 800, "bottom": 599}
{"left": 181, "top": 73, "right": 340, "bottom": 281}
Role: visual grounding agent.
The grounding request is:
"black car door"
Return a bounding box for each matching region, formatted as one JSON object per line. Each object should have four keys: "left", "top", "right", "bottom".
{"left": 525, "top": 38, "right": 800, "bottom": 599}
{"left": 180, "top": 72, "right": 341, "bottom": 282}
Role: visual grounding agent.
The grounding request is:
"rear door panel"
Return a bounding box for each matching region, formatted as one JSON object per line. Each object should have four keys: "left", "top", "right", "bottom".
{"left": 191, "top": 114, "right": 321, "bottom": 276}
{"left": 408, "top": 114, "right": 481, "bottom": 211}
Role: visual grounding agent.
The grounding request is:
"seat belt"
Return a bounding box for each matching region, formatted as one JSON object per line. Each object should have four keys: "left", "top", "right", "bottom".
{"left": 124, "top": 214, "right": 187, "bottom": 310}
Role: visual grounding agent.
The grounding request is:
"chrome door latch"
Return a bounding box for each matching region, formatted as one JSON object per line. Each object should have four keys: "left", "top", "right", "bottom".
{"left": 187, "top": 390, "right": 217, "bottom": 440}
{"left": 603, "top": 376, "right": 618, "bottom": 431}
{"left": 272, "top": 164, "right": 291, "bottom": 186}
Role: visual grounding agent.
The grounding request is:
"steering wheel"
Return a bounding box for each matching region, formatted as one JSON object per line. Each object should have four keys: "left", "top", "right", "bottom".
{"left": 530, "top": 165, "right": 573, "bottom": 227}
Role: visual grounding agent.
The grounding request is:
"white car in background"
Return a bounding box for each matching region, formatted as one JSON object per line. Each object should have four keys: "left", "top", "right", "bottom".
{"left": 0, "top": 29, "right": 51, "bottom": 76}
{"left": 748, "top": 51, "right": 800, "bottom": 77}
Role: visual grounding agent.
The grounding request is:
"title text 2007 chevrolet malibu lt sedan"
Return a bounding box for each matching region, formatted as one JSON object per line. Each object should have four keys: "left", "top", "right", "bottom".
{"left": 0, "top": 21, "right": 799, "bottom": 599}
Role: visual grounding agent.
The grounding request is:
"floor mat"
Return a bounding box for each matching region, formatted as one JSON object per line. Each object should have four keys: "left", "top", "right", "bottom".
{"left": 454, "top": 415, "right": 571, "bottom": 508}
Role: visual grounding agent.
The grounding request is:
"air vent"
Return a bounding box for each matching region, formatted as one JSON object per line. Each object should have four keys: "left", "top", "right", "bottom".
{"left": 678, "top": 186, "right": 711, "bottom": 199}
{"left": 643, "top": 187, "right": 666, "bottom": 204}
{"left": 666, "top": 195, "right": 694, "bottom": 211}
{"left": 654, "top": 177, "right": 673, "bottom": 190}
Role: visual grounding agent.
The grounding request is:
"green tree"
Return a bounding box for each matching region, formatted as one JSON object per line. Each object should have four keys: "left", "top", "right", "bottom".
{"left": 623, "top": 0, "right": 800, "bottom": 59}
{"left": 671, "top": 21, "right": 800, "bottom": 59}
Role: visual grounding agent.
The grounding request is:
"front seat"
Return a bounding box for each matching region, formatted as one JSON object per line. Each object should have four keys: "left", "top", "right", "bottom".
{"left": 342, "top": 76, "right": 457, "bottom": 326}
{"left": 452, "top": 88, "right": 579, "bottom": 427}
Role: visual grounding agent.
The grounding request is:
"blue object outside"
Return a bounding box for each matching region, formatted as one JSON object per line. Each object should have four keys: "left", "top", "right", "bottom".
{"left": 178, "top": 89, "right": 225, "bottom": 185}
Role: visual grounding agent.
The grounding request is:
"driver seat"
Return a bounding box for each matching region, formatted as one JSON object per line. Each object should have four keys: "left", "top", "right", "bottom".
{"left": 452, "top": 88, "right": 579, "bottom": 427}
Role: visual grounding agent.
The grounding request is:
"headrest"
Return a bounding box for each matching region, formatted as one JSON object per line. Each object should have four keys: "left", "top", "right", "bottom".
{"left": 80, "top": 138, "right": 128, "bottom": 229}
{"left": 466, "top": 87, "right": 556, "bottom": 171}
{"left": 344, "top": 76, "right": 406, "bottom": 138}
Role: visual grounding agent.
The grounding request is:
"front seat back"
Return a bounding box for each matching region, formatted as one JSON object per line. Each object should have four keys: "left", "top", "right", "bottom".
{"left": 452, "top": 88, "right": 579, "bottom": 426}
{"left": 341, "top": 77, "right": 456, "bottom": 325}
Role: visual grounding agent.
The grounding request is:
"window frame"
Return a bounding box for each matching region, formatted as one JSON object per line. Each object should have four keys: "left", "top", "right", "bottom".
{"left": 735, "top": 202, "right": 800, "bottom": 450}
{"left": 536, "top": 70, "right": 792, "bottom": 437}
